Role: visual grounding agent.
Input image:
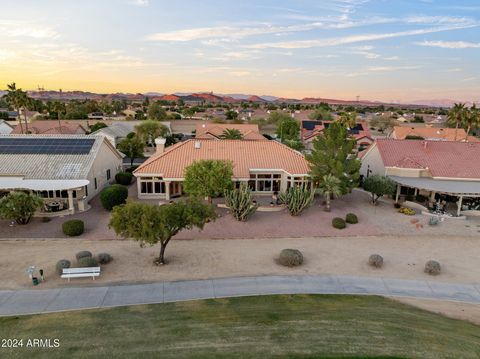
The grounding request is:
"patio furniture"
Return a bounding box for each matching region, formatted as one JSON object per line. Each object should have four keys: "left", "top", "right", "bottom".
{"left": 47, "top": 202, "right": 61, "bottom": 212}
{"left": 61, "top": 267, "right": 101, "bottom": 281}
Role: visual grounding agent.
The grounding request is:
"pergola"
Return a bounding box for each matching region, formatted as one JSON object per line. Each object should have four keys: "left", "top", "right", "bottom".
{"left": 389, "top": 176, "right": 480, "bottom": 216}
{"left": 0, "top": 177, "right": 89, "bottom": 213}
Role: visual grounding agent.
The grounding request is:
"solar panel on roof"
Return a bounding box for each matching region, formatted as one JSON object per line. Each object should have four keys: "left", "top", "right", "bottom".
{"left": 0, "top": 138, "right": 95, "bottom": 154}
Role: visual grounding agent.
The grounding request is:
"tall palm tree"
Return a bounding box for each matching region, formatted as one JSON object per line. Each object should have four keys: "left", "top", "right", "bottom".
{"left": 5, "top": 83, "right": 24, "bottom": 133}
{"left": 220, "top": 128, "right": 243, "bottom": 140}
{"left": 316, "top": 174, "right": 342, "bottom": 212}
{"left": 447, "top": 103, "right": 466, "bottom": 141}
{"left": 18, "top": 92, "right": 31, "bottom": 134}
{"left": 464, "top": 104, "right": 479, "bottom": 141}
{"left": 52, "top": 100, "right": 65, "bottom": 133}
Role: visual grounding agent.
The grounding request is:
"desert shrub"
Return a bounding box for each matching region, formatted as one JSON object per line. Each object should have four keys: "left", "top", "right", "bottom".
{"left": 75, "top": 250, "right": 92, "bottom": 261}
{"left": 97, "top": 252, "right": 113, "bottom": 264}
{"left": 368, "top": 254, "right": 384, "bottom": 268}
{"left": 224, "top": 183, "right": 258, "bottom": 221}
{"left": 278, "top": 186, "right": 314, "bottom": 216}
{"left": 332, "top": 217, "right": 346, "bottom": 229}
{"left": 78, "top": 257, "right": 99, "bottom": 267}
{"left": 398, "top": 207, "right": 415, "bottom": 215}
{"left": 62, "top": 219, "right": 84, "bottom": 236}
{"left": 100, "top": 184, "right": 128, "bottom": 211}
{"left": 425, "top": 260, "right": 441, "bottom": 275}
{"left": 56, "top": 259, "right": 71, "bottom": 275}
{"left": 279, "top": 249, "right": 303, "bottom": 267}
{"left": 115, "top": 171, "right": 133, "bottom": 185}
{"left": 345, "top": 213, "right": 358, "bottom": 224}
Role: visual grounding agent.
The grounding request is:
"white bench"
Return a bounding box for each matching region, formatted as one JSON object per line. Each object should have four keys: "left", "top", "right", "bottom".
{"left": 61, "top": 267, "right": 101, "bottom": 281}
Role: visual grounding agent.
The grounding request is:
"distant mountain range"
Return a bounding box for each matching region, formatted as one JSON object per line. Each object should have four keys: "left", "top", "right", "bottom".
{"left": 1, "top": 89, "right": 475, "bottom": 108}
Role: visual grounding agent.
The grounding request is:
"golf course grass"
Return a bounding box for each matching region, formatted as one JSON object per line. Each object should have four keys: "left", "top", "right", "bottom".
{"left": 1, "top": 295, "right": 479, "bottom": 358}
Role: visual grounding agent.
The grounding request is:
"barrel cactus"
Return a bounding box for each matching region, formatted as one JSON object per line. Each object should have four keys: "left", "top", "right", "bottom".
{"left": 224, "top": 183, "right": 259, "bottom": 221}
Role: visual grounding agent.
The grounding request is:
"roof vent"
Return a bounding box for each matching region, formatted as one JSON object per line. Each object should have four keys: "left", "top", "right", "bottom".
{"left": 194, "top": 141, "right": 201, "bottom": 149}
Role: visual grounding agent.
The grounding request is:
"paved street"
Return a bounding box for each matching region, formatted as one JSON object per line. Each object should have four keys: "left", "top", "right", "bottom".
{"left": 0, "top": 275, "right": 479, "bottom": 316}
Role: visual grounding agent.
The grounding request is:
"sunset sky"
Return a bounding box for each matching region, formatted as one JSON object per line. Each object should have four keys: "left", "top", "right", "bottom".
{"left": 0, "top": 0, "right": 479, "bottom": 102}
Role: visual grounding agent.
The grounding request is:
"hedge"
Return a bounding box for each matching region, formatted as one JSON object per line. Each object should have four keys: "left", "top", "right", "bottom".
{"left": 100, "top": 184, "right": 128, "bottom": 211}
{"left": 115, "top": 171, "right": 133, "bottom": 185}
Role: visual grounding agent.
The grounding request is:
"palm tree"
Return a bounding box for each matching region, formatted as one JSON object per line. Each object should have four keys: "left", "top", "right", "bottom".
{"left": 338, "top": 112, "right": 357, "bottom": 129}
{"left": 5, "top": 83, "right": 24, "bottom": 133}
{"left": 447, "top": 103, "right": 466, "bottom": 141}
{"left": 18, "top": 92, "right": 31, "bottom": 134}
{"left": 316, "top": 174, "right": 342, "bottom": 212}
{"left": 220, "top": 128, "right": 243, "bottom": 140}
{"left": 52, "top": 100, "right": 65, "bottom": 133}
{"left": 464, "top": 104, "right": 479, "bottom": 141}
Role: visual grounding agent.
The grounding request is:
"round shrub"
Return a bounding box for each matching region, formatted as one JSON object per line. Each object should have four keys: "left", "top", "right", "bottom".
{"left": 279, "top": 249, "right": 304, "bottom": 267}
{"left": 425, "top": 260, "right": 441, "bottom": 275}
{"left": 368, "top": 254, "right": 384, "bottom": 268}
{"left": 345, "top": 213, "right": 358, "bottom": 224}
{"left": 78, "top": 257, "right": 98, "bottom": 268}
{"left": 332, "top": 217, "right": 346, "bottom": 229}
{"left": 56, "top": 259, "right": 71, "bottom": 275}
{"left": 115, "top": 171, "right": 133, "bottom": 185}
{"left": 75, "top": 250, "right": 92, "bottom": 261}
{"left": 100, "top": 184, "right": 128, "bottom": 211}
{"left": 97, "top": 252, "right": 113, "bottom": 264}
{"left": 62, "top": 219, "right": 84, "bottom": 236}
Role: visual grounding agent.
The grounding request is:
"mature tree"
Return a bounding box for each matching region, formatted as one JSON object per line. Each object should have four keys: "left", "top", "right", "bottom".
{"left": 309, "top": 108, "right": 333, "bottom": 122}
{"left": 225, "top": 110, "right": 238, "bottom": 120}
{"left": 117, "top": 136, "right": 145, "bottom": 167}
{"left": 183, "top": 160, "right": 233, "bottom": 203}
{"left": 369, "top": 115, "right": 396, "bottom": 133}
{"left": 221, "top": 128, "right": 243, "bottom": 140}
{"left": 363, "top": 175, "right": 397, "bottom": 205}
{"left": 182, "top": 107, "right": 195, "bottom": 119}
{"left": 316, "top": 174, "right": 342, "bottom": 212}
{"left": 147, "top": 102, "right": 167, "bottom": 121}
{"left": 267, "top": 111, "right": 291, "bottom": 125}
{"left": 135, "top": 120, "right": 169, "bottom": 147}
{"left": 51, "top": 100, "right": 66, "bottom": 132}
{"left": 463, "top": 104, "right": 479, "bottom": 140}
{"left": 0, "top": 192, "right": 43, "bottom": 225}
{"left": 109, "top": 199, "right": 217, "bottom": 265}
{"left": 88, "top": 122, "right": 107, "bottom": 134}
{"left": 306, "top": 122, "right": 361, "bottom": 194}
{"left": 276, "top": 117, "right": 300, "bottom": 142}
{"left": 283, "top": 138, "right": 304, "bottom": 151}
{"left": 338, "top": 112, "right": 357, "bottom": 128}
{"left": 447, "top": 103, "right": 466, "bottom": 141}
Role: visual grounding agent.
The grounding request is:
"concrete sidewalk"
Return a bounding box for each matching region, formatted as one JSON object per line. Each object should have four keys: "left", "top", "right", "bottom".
{"left": 1, "top": 275, "right": 479, "bottom": 316}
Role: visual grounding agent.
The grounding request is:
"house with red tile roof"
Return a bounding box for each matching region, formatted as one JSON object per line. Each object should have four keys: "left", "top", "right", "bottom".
{"left": 133, "top": 139, "right": 310, "bottom": 200}
{"left": 391, "top": 126, "right": 478, "bottom": 142}
{"left": 360, "top": 139, "right": 480, "bottom": 216}
{"left": 195, "top": 123, "right": 266, "bottom": 140}
{"left": 302, "top": 120, "right": 373, "bottom": 151}
{"left": 11, "top": 120, "right": 87, "bottom": 135}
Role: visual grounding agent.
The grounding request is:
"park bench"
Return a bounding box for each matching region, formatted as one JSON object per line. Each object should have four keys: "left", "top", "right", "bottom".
{"left": 61, "top": 267, "right": 101, "bottom": 281}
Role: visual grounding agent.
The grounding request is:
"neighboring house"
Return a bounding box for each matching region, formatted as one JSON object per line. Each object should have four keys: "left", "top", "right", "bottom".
{"left": 390, "top": 126, "right": 478, "bottom": 142}
{"left": 134, "top": 139, "right": 310, "bottom": 200}
{"left": 10, "top": 120, "right": 88, "bottom": 135}
{"left": 0, "top": 120, "right": 13, "bottom": 134}
{"left": 360, "top": 139, "right": 480, "bottom": 216}
{"left": 91, "top": 121, "right": 171, "bottom": 147}
{"left": 122, "top": 109, "right": 138, "bottom": 118}
{"left": 0, "top": 135, "right": 123, "bottom": 216}
{"left": 88, "top": 112, "right": 105, "bottom": 120}
{"left": 195, "top": 123, "right": 266, "bottom": 140}
{"left": 19, "top": 110, "right": 41, "bottom": 122}
{"left": 302, "top": 120, "right": 373, "bottom": 151}
{"left": 0, "top": 109, "right": 18, "bottom": 120}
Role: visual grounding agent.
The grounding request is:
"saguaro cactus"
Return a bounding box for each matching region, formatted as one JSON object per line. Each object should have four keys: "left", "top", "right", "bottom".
{"left": 224, "top": 183, "right": 259, "bottom": 221}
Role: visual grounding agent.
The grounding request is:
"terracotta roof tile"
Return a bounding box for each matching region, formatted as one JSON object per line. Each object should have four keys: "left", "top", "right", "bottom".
{"left": 391, "top": 126, "right": 479, "bottom": 142}
{"left": 195, "top": 123, "right": 265, "bottom": 140}
{"left": 134, "top": 139, "right": 310, "bottom": 178}
{"left": 375, "top": 138, "right": 480, "bottom": 179}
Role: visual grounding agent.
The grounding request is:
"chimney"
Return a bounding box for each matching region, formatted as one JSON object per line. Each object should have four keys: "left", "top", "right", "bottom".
{"left": 154, "top": 137, "right": 166, "bottom": 154}
{"left": 423, "top": 141, "right": 428, "bottom": 149}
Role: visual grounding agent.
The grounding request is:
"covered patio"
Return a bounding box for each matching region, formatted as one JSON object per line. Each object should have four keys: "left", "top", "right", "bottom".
{"left": 390, "top": 176, "right": 480, "bottom": 217}
{"left": 0, "top": 177, "right": 90, "bottom": 217}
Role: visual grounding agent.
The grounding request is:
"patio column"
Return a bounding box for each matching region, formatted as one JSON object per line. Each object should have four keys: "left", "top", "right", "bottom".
{"left": 395, "top": 184, "right": 401, "bottom": 203}
{"left": 165, "top": 181, "right": 171, "bottom": 201}
{"left": 67, "top": 189, "right": 75, "bottom": 213}
{"left": 457, "top": 195, "right": 463, "bottom": 216}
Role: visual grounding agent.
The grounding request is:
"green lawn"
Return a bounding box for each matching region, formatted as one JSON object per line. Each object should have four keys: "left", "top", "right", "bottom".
{"left": 1, "top": 295, "right": 480, "bottom": 359}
